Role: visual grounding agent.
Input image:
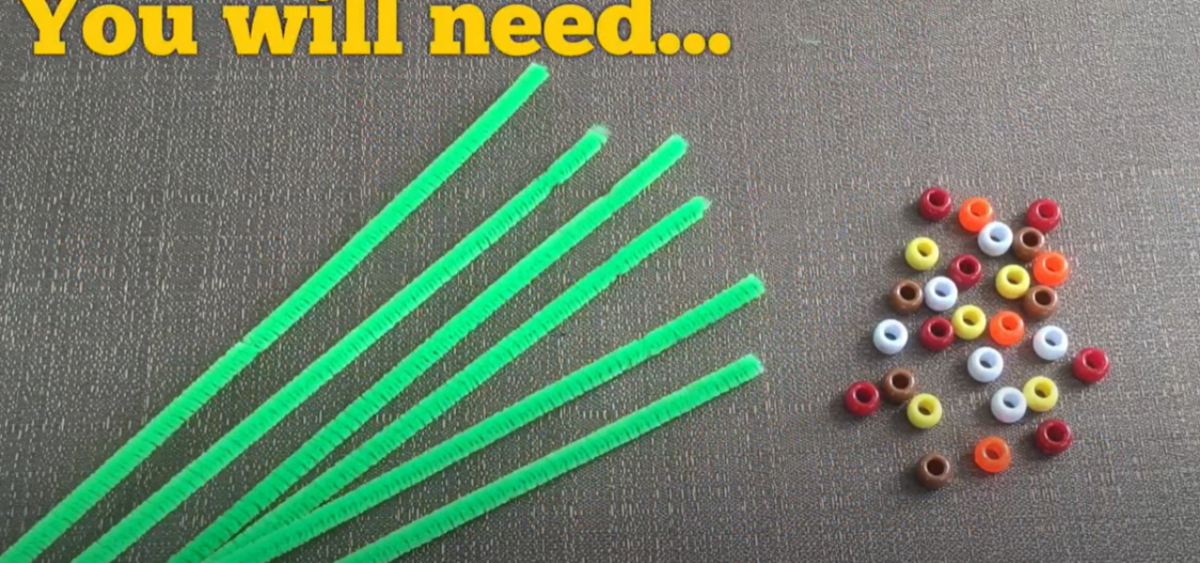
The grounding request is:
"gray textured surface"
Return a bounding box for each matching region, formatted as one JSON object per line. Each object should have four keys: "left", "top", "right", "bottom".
{"left": 3, "top": 0, "right": 1200, "bottom": 561}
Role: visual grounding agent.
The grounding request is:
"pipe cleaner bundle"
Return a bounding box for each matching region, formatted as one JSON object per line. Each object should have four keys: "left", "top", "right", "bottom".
{"left": 0, "top": 64, "right": 765, "bottom": 563}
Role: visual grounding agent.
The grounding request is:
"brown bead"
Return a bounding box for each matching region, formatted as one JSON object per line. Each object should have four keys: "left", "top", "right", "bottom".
{"left": 1023, "top": 285, "right": 1060, "bottom": 321}
{"left": 890, "top": 280, "right": 923, "bottom": 314}
{"left": 1011, "top": 227, "right": 1046, "bottom": 262}
{"left": 880, "top": 368, "right": 917, "bottom": 404}
{"left": 916, "top": 453, "right": 953, "bottom": 490}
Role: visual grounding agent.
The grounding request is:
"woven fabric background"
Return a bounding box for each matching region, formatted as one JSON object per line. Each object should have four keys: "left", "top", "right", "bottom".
{"left": 3, "top": 0, "right": 1200, "bottom": 561}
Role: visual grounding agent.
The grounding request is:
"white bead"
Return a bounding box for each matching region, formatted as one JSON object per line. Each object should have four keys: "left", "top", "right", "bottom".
{"left": 991, "top": 386, "right": 1027, "bottom": 424}
{"left": 924, "top": 276, "right": 958, "bottom": 312}
{"left": 978, "top": 222, "right": 1014, "bottom": 257}
{"left": 1033, "top": 325, "right": 1069, "bottom": 361}
{"left": 967, "top": 347, "right": 1004, "bottom": 383}
{"left": 873, "top": 319, "right": 908, "bottom": 355}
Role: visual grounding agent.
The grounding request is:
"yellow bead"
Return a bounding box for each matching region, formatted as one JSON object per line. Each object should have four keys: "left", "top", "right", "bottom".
{"left": 1023, "top": 376, "right": 1059, "bottom": 412}
{"left": 996, "top": 265, "right": 1031, "bottom": 300}
{"left": 905, "top": 237, "right": 940, "bottom": 271}
{"left": 907, "top": 393, "right": 943, "bottom": 429}
{"left": 951, "top": 305, "right": 987, "bottom": 340}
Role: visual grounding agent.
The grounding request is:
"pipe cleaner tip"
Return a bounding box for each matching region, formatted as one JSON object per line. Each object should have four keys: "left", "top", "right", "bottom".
{"left": 523, "top": 63, "right": 550, "bottom": 80}
{"left": 740, "top": 274, "right": 766, "bottom": 295}
{"left": 688, "top": 196, "right": 712, "bottom": 210}
{"left": 587, "top": 125, "right": 611, "bottom": 139}
{"left": 736, "top": 354, "right": 765, "bottom": 374}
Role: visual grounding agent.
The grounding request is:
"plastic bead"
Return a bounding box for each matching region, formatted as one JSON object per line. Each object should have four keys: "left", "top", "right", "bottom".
{"left": 1023, "top": 285, "right": 1059, "bottom": 321}
{"left": 1011, "top": 227, "right": 1045, "bottom": 262}
{"left": 916, "top": 453, "right": 953, "bottom": 490}
{"left": 1073, "top": 348, "right": 1110, "bottom": 384}
{"left": 1033, "top": 325, "right": 1069, "bottom": 361}
{"left": 977, "top": 222, "right": 1014, "bottom": 257}
{"left": 995, "top": 265, "right": 1031, "bottom": 300}
{"left": 991, "top": 386, "right": 1027, "bottom": 424}
{"left": 889, "top": 280, "right": 924, "bottom": 314}
{"left": 881, "top": 367, "right": 918, "bottom": 404}
{"left": 919, "top": 317, "right": 956, "bottom": 351}
{"left": 947, "top": 254, "right": 984, "bottom": 291}
{"left": 958, "top": 197, "right": 994, "bottom": 233}
{"left": 906, "top": 393, "right": 943, "bottom": 429}
{"left": 919, "top": 187, "right": 953, "bottom": 221}
{"left": 844, "top": 381, "right": 881, "bottom": 417}
{"left": 967, "top": 347, "right": 1004, "bottom": 383}
{"left": 951, "top": 305, "right": 986, "bottom": 340}
{"left": 1035, "top": 419, "right": 1073, "bottom": 456}
{"left": 905, "top": 237, "right": 940, "bottom": 271}
{"left": 924, "top": 276, "right": 958, "bottom": 313}
{"left": 1027, "top": 198, "right": 1062, "bottom": 233}
{"left": 974, "top": 437, "right": 1012, "bottom": 473}
{"left": 988, "top": 311, "right": 1025, "bottom": 347}
{"left": 1032, "top": 252, "right": 1070, "bottom": 287}
{"left": 1023, "top": 376, "right": 1059, "bottom": 412}
{"left": 873, "top": 320, "right": 908, "bottom": 355}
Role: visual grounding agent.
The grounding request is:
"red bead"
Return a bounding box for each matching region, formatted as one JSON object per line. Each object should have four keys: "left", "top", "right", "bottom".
{"left": 947, "top": 255, "right": 984, "bottom": 291}
{"left": 844, "top": 381, "right": 881, "bottom": 417}
{"left": 918, "top": 317, "right": 955, "bottom": 351}
{"left": 919, "top": 187, "right": 953, "bottom": 221}
{"left": 1035, "top": 419, "right": 1073, "bottom": 456}
{"left": 1027, "top": 199, "right": 1062, "bottom": 233}
{"left": 1073, "top": 348, "right": 1110, "bottom": 384}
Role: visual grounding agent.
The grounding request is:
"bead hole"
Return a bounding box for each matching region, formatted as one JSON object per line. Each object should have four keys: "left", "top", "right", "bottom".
{"left": 855, "top": 388, "right": 872, "bottom": 403}
{"left": 932, "top": 323, "right": 949, "bottom": 337}
{"left": 960, "top": 260, "right": 978, "bottom": 275}
{"left": 964, "top": 315, "right": 978, "bottom": 326}
{"left": 1085, "top": 353, "right": 1100, "bottom": 369}
{"left": 1038, "top": 202, "right": 1055, "bottom": 218}
{"left": 919, "top": 405, "right": 932, "bottom": 416}
{"left": 969, "top": 201, "right": 988, "bottom": 217}
{"left": 900, "top": 285, "right": 919, "bottom": 301}
{"left": 1047, "top": 425, "right": 1067, "bottom": 442}
{"left": 985, "top": 446, "right": 1000, "bottom": 459}
{"left": 886, "top": 330, "right": 899, "bottom": 341}
{"left": 894, "top": 374, "right": 911, "bottom": 389}
{"left": 1002, "top": 316, "right": 1019, "bottom": 330}
{"left": 1046, "top": 334, "right": 1060, "bottom": 346}
{"left": 1004, "top": 391, "right": 1022, "bottom": 408}
{"left": 1023, "top": 231, "right": 1042, "bottom": 246}
{"left": 1036, "top": 383, "right": 1051, "bottom": 398}
{"left": 1007, "top": 272, "right": 1022, "bottom": 284}
{"left": 1047, "top": 256, "right": 1065, "bottom": 272}
{"left": 930, "top": 192, "right": 948, "bottom": 206}
{"left": 990, "top": 231, "right": 1004, "bottom": 242}
{"left": 918, "top": 242, "right": 933, "bottom": 256}
{"left": 926, "top": 458, "right": 946, "bottom": 476}
{"left": 1035, "top": 290, "right": 1053, "bottom": 306}
{"left": 980, "top": 359, "right": 993, "bottom": 369}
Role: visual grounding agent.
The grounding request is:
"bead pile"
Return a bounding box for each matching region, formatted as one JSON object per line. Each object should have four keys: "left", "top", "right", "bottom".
{"left": 846, "top": 188, "right": 1111, "bottom": 490}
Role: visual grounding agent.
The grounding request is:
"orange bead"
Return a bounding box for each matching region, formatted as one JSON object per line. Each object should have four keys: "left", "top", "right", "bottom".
{"left": 988, "top": 311, "right": 1026, "bottom": 347}
{"left": 1032, "top": 252, "right": 1070, "bottom": 286}
{"left": 958, "top": 197, "right": 995, "bottom": 233}
{"left": 974, "top": 436, "right": 1012, "bottom": 474}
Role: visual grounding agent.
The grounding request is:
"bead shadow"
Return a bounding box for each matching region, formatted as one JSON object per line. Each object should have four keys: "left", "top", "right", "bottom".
{"left": 883, "top": 402, "right": 928, "bottom": 439}
{"left": 895, "top": 459, "right": 936, "bottom": 495}
{"left": 827, "top": 393, "right": 866, "bottom": 424}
